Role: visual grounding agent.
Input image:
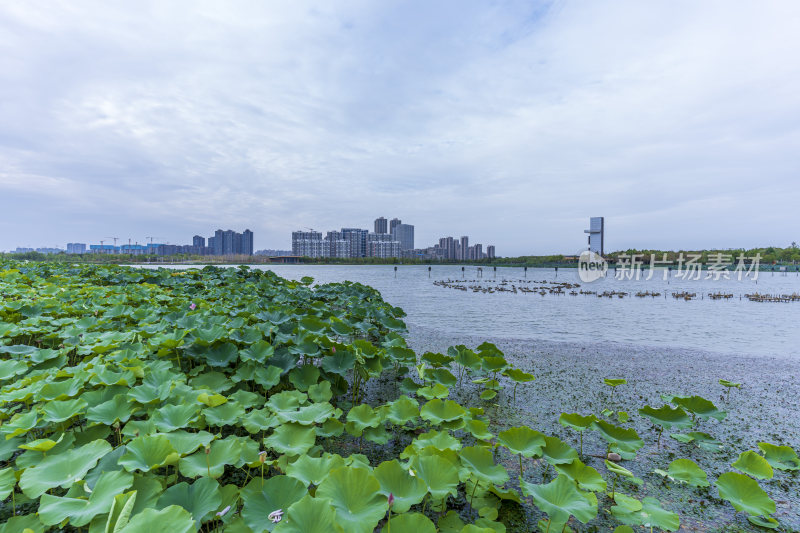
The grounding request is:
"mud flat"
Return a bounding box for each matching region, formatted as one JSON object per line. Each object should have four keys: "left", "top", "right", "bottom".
{"left": 406, "top": 323, "right": 800, "bottom": 531}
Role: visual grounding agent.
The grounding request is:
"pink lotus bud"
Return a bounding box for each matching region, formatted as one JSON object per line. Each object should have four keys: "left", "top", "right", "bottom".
{"left": 190, "top": 303, "right": 197, "bottom": 310}
{"left": 388, "top": 493, "right": 394, "bottom": 507}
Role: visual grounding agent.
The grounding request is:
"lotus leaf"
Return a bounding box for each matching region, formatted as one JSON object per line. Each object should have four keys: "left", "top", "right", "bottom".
{"left": 277, "top": 402, "right": 336, "bottom": 425}
{"left": 156, "top": 477, "right": 222, "bottom": 525}
{"left": 611, "top": 496, "right": 680, "bottom": 531}
{"left": 503, "top": 368, "right": 535, "bottom": 383}
{"left": 308, "top": 381, "right": 333, "bottom": 403}
{"left": 153, "top": 403, "right": 201, "bottom": 432}
{"left": 105, "top": 490, "right": 138, "bottom": 533}
{"left": 421, "top": 352, "right": 454, "bottom": 368}
{"left": 479, "top": 390, "right": 497, "bottom": 400}
{"left": 410, "top": 429, "right": 462, "bottom": 452}
{"left": 289, "top": 364, "right": 321, "bottom": 391}
{"left": 20, "top": 439, "right": 112, "bottom": 498}
{"left": 204, "top": 401, "right": 246, "bottom": 427}
{"left": 117, "top": 505, "right": 196, "bottom": 533}
{"left": 715, "top": 472, "right": 776, "bottom": 516}
{"left": 522, "top": 474, "right": 597, "bottom": 524}
{"left": 346, "top": 404, "right": 381, "bottom": 436}
{"left": 0, "top": 514, "right": 45, "bottom": 533}
{"left": 317, "top": 418, "right": 345, "bottom": 438}
{"left": 748, "top": 516, "right": 780, "bottom": 529}
{"left": 638, "top": 405, "right": 692, "bottom": 429}
{"left": 554, "top": 459, "right": 607, "bottom": 492}
{"left": 558, "top": 413, "right": 597, "bottom": 431}
{"left": 180, "top": 437, "right": 243, "bottom": 478}
{"left": 757, "top": 442, "right": 800, "bottom": 471}
{"left": 733, "top": 450, "right": 774, "bottom": 479}
{"left": 120, "top": 435, "right": 179, "bottom": 473}
{"left": 381, "top": 512, "right": 436, "bottom": 533}
{"left": 418, "top": 383, "right": 451, "bottom": 400}
{"left": 320, "top": 350, "right": 357, "bottom": 376}
{"left": 267, "top": 390, "right": 308, "bottom": 412}
{"left": 542, "top": 436, "right": 579, "bottom": 465}
{"left": 481, "top": 356, "right": 508, "bottom": 373}
{"left": 653, "top": 459, "right": 710, "bottom": 487}
{"left": 197, "top": 392, "right": 228, "bottom": 407}
{"left": 0, "top": 467, "right": 16, "bottom": 500}
{"left": 239, "top": 340, "right": 274, "bottom": 363}
{"left": 497, "top": 427, "right": 546, "bottom": 457}
{"left": 672, "top": 395, "right": 726, "bottom": 421}
{"left": 38, "top": 470, "right": 134, "bottom": 526}
{"left": 372, "top": 459, "right": 428, "bottom": 513}
{"left": 420, "top": 399, "right": 467, "bottom": 424}
{"left": 459, "top": 446, "right": 510, "bottom": 485}
{"left": 385, "top": 395, "right": 419, "bottom": 425}
{"left": 243, "top": 408, "right": 279, "bottom": 434}
{"left": 161, "top": 430, "right": 216, "bottom": 456}
{"left": 465, "top": 419, "right": 494, "bottom": 441}
{"left": 316, "top": 466, "right": 388, "bottom": 533}
{"left": 591, "top": 420, "right": 644, "bottom": 458}
{"left": 265, "top": 423, "right": 317, "bottom": 456}
{"left": 1, "top": 409, "right": 37, "bottom": 438}
{"left": 411, "top": 454, "right": 460, "bottom": 500}
{"left": 286, "top": 453, "right": 346, "bottom": 486}
{"left": 272, "top": 493, "right": 344, "bottom": 533}
{"left": 18, "top": 437, "right": 60, "bottom": 453}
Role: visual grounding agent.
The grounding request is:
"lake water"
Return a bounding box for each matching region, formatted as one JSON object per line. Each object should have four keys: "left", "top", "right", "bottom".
{"left": 142, "top": 264, "right": 800, "bottom": 357}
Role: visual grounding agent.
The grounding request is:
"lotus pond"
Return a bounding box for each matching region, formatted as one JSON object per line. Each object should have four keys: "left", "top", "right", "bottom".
{"left": 0, "top": 261, "right": 797, "bottom": 532}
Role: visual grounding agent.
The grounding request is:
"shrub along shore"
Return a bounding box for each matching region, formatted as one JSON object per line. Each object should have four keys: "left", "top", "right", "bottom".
{"left": 0, "top": 261, "right": 797, "bottom": 532}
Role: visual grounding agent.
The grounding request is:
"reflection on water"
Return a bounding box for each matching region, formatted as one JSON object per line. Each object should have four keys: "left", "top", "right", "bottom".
{"left": 139, "top": 265, "right": 800, "bottom": 357}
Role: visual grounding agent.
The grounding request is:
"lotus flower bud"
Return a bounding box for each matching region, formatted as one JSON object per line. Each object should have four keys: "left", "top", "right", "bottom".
{"left": 388, "top": 493, "right": 394, "bottom": 508}
{"left": 205, "top": 446, "right": 211, "bottom": 455}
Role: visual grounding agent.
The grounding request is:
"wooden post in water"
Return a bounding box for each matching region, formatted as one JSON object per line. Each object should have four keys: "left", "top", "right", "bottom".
{"left": 428, "top": 266, "right": 431, "bottom": 278}
{"left": 394, "top": 265, "right": 397, "bottom": 278}
{"left": 462, "top": 266, "right": 465, "bottom": 279}
{"left": 493, "top": 266, "right": 496, "bottom": 278}
{"left": 524, "top": 266, "right": 527, "bottom": 278}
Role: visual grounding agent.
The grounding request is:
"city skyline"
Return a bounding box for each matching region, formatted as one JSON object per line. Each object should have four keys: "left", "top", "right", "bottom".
{"left": 1, "top": 3, "right": 799, "bottom": 254}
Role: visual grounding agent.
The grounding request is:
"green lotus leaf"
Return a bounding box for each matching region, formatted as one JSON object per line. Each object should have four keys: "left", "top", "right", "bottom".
{"left": 757, "top": 442, "right": 800, "bottom": 471}
{"left": 420, "top": 352, "right": 453, "bottom": 368}
{"left": 558, "top": 413, "right": 597, "bottom": 431}
{"left": 180, "top": 437, "right": 244, "bottom": 478}
{"left": 204, "top": 401, "right": 246, "bottom": 427}
{"left": 459, "top": 446, "right": 510, "bottom": 485}
{"left": 15, "top": 431, "right": 75, "bottom": 469}
{"left": 18, "top": 436, "right": 61, "bottom": 453}
{"left": 459, "top": 526, "right": 495, "bottom": 533}
{"left": 190, "top": 325, "right": 228, "bottom": 345}
{"left": 687, "top": 431, "right": 723, "bottom": 452}
{"left": 373, "top": 459, "right": 428, "bottom": 513}
{"left": 479, "top": 390, "right": 497, "bottom": 401}
{"left": 638, "top": 405, "right": 692, "bottom": 429}
{"left": 420, "top": 399, "right": 467, "bottom": 425}
{"left": 428, "top": 369, "right": 458, "bottom": 388}
{"left": 418, "top": 383, "right": 451, "bottom": 400}
{"left": 286, "top": 453, "right": 346, "bottom": 486}
{"left": 542, "top": 436, "right": 579, "bottom": 465}
{"left": 191, "top": 371, "right": 235, "bottom": 392}
{"left": 719, "top": 379, "right": 741, "bottom": 389}
{"left": 117, "top": 505, "right": 196, "bottom": 533}
{"left": 320, "top": 350, "right": 357, "bottom": 376}
{"left": 613, "top": 525, "right": 636, "bottom": 533}
{"left": 153, "top": 403, "right": 201, "bottom": 432}
{"left": 603, "top": 378, "right": 626, "bottom": 387}
{"left": 363, "top": 425, "right": 391, "bottom": 444}
{"left": 604, "top": 460, "right": 642, "bottom": 486}
{"left": 157, "top": 477, "right": 222, "bottom": 525}
{"left": 120, "top": 435, "right": 179, "bottom": 473}
{"left": 1, "top": 408, "right": 37, "bottom": 438}
{"left": 308, "top": 381, "right": 333, "bottom": 403}
{"left": 242, "top": 408, "right": 280, "bottom": 434}
{"left": 161, "top": 430, "right": 216, "bottom": 456}
{"left": 503, "top": 368, "right": 535, "bottom": 383}
{"left": 715, "top": 472, "right": 775, "bottom": 516}
{"left": 316, "top": 466, "right": 388, "bottom": 533}
{"left": 40, "top": 379, "right": 83, "bottom": 401}
{"left": 20, "top": 439, "right": 112, "bottom": 498}
{"left": 654, "top": 459, "right": 710, "bottom": 487}
{"left": 497, "top": 427, "right": 546, "bottom": 457}
{"left": 465, "top": 419, "right": 494, "bottom": 441}
{"left": 0, "top": 514, "right": 45, "bottom": 533}
{"left": 0, "top": 436, "right": 23, "bottom": 462}
{"left": 672, "top": 395, "right": 726, "bottom": 421}
{"left": 317, "top": 418, "right": 345, "bottom": 438}
{"left": 611, "top": 496, "right": 680, "bottom": 531}
{"left": 747, "top": 516, "right": 780, "bottom": 529}
{"left": 330, "top": 318, "right": 354, "bottom": 336}
{"left": 0, "top": 467, "right": 16, "bottom": 500}
{"left": 267, "top": 390, "right": 308, "bottom": 412}
{"left": 38, "top": 470, "right": 134, "bottom": 526}
{"left": 128, "top": 371, "right": 175, "bottom": 404}
{"left": 39, "top": 397, "right": 87, "bottom": 423}
{"left": 265, "top": 423, "right": 317, "bottom": 456}
{"left": 591, "top": 420, "right": 644, "bottom": 458}
{"left": 410, "top": 454, "right": 460, "bottom": 500}
{"left": 381, "top": 512, "right": 436, "bottom": 533}
{"left": 384, "top": 395, "right": 419, "bottom": 425}
{"left": 554, "top": 459, "right": 607, "bottom": 492}
{"left": 278, "top": 402, "right": 336, "bottom": 425}
{"left": 104, "top": 489, "right": 138, "bottom": 532}
{"left": 0, "top": 359, "right": 28, "bottom": 380}
{"left": 197, "top": 392, "right": 228, "bottom": 407}
{"left": 481, "top": 356, "right": 508, "bottom": 373}
{"left": 289, "top": 365, "right": 321, "bottom": 391}
{"left": 345, "top": 404, "right": 381, "bottom": 436}
{"left": 239, "top": 340, "right": 274, "bottom": 363}
{"left": 733, "top": 450, "right": 774, "bottom": 480}
{"left": 410, "top": 429, "right": 462, "bottom": 452}
{"left": 522, "top": 474, "right": 597, "bottom": 524}
{"left": 229, "top": 389, "right": 264, "bottom": 409}
{"left": 399, "top": 377, "right": 422, "bottom": 395}
{"left": 272, "top": 493, "right": 343, "bottom": 533}
{"left": 289, "top": 340, "right": 320, "bottom": 358}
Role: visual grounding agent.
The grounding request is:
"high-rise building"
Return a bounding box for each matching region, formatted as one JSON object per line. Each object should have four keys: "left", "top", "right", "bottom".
{"left": 341, "top": 228, "right": 368, "bottom": 258}
{"left": 474, "top": 243, "right": 483, "bottom": 260}
{"left": 213, "top": 230, "right": 224, "bottom": 255}
{"left": 392, "top": 224, "right": 414, "bottom": 251}
{"left": 193, "top": 235, "right": 205, "bottom": 248}
{"left": 460, "top": 236, "right": 469, "bottom": 260}
{"left": 374, "top": 217, "right": 388, "bottom": 234}
{"left": 366, "top": 232, "right": 401, "bottom": 258}
{"left": 292, "top": 231, "right": 324, "bottom": 257}
{"left": 242, "top": 230, "right": 253, "bottom": 256}
{"left": 584, "top": 217, "right": 604, "bottom": 255}
{"left": 487, "top": 245, "right": 496, "bottom": 259}
{"left": 66, "top": 243, "right": 86, "bottom": 254}
{"left": 389, "top": 218, "right": 402, "bottom": 235}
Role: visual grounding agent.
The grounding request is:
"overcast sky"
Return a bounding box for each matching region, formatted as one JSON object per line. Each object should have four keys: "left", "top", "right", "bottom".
{"left": 1, "top": 1, "right": 799, "bottom": 255}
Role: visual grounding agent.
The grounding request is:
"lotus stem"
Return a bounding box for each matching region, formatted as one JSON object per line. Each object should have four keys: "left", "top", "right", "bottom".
{"left": 469, "top": 479, "right": 480, "bottom": 508}
{"left": 545, "top": 518, "right": 551, "bottom": 533}
{"left": 11, "top": 489, "right": 15, "bottom": 516}
{"left": 579, "top": 431, "right": 583, "bottom": 457}
{"left": 387, "top": 511, "right": 391, "bottom": 533}
{"left": 519, "top": 453, "right": 524, "bottom": 488}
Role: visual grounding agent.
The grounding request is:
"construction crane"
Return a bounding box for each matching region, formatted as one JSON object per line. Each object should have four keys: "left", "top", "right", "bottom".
{"left": 146, "top": 237, "right": 156, "bottom": 244}
{"left": 105, "top": 237, "right": 119, "bottom": 246}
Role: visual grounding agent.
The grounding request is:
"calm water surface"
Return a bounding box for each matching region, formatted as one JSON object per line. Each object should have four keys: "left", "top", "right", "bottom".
{"left": 143, "top": 265, "right": 800, "bottom": 357}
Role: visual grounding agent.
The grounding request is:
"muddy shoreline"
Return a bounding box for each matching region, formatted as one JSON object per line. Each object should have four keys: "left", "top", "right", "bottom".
{"left": 405, "top": 323, "right": 800, "bottom": 532}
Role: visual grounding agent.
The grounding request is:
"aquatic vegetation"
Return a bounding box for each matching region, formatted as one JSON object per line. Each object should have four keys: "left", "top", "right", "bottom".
{"left": 0, "top": 261, "right": 793, "bottom": 531}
